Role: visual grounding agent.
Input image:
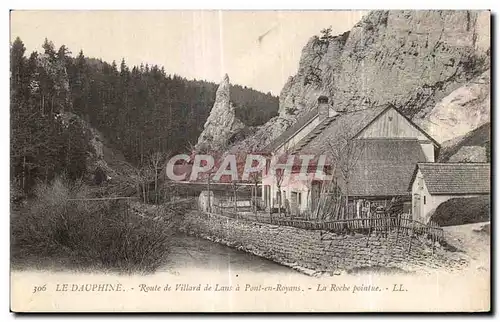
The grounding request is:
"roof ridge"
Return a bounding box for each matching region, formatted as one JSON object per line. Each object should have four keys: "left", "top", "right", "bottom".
{"left": 262, "top": 109, "right": 319, "bottom": 152}
{"left": 291, "top": 116, "right": 338, "bottom": 153}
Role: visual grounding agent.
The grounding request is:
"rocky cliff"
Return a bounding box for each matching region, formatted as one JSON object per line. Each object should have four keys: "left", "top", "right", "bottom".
{"left": 195, "top": 74, "right": 245, "bottom": 152}
{"left": 415, "top": 70, "right": 490, "bottom": 143}
{"left": 438, "top": 122, "right": 490, "bottom": 162}
{"left": 223, "top": 10, "right": 491, "bottom": 152}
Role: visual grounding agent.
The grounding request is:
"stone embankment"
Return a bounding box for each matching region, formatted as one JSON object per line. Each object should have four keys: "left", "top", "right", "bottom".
{"left": 178, "top": 211, "right": 469, "bottom": 276}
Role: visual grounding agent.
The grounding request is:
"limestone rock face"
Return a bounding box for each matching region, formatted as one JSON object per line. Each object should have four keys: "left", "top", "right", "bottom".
{"left": 228, "top": 114, "right": 296, "bottom": 153}
{"left": 223, "top": 10, "right": 491, "bottom": 153}
{"left": 448, "top": 146, "right": 488, "bottom": 163}
{"left": 438, "top": 122, "right": 490, "bottom": 162}
{"left": 195, "top": 74, "right": 245, "bottom": 152}
{"left": 280, "top": 10, "right": 490, "bottom": 119}
{"left": 414, "top": 70, "right": 490, "bottom": 144}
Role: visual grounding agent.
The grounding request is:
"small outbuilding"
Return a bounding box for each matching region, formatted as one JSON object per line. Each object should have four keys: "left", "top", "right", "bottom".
{"left": 409, "top": 163, "right": 490, "bottom": 223}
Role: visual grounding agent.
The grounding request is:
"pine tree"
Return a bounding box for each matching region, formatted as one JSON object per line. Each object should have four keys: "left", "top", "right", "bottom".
{"left": 11, "top": 37, "right": 280, "bottom": 192}
{"left": 10, "top": 37, "right": 26, "bottom": 93}
{"left": 42, "top": 38, "right": 57, "bottom": 62}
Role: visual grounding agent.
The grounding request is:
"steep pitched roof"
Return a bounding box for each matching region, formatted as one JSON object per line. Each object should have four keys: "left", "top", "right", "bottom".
{"left": 263, "top": 109, "right": 318, "bottom": 152}
{"left": 297, "top": 105, "right": 389, "bottom": 154}
{"left": 265, "top": 104, "right": 440, "bottom": 155}
{"left": 412, "top": 163, "right": 490, "bottom": 195}
{"left": 348, "top": 139, "right": 428, "bottom": 197}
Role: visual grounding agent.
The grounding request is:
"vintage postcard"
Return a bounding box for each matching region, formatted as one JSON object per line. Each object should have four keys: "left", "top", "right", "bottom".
{"left": 10, "top": 10, "right": 491, "bottom": 312}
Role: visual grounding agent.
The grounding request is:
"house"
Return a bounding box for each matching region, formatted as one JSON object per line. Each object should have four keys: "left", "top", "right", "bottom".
{"left": 261, "top": 96, "right": 441, "bottom": 217}
{"left": 409, "top": 163, "right": 490, "bottom": 223}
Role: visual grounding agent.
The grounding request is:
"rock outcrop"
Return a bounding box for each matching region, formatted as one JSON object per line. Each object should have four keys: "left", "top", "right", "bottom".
{"left": 438, "top": 122, "right": 490, "bottom": 162}
{"left": 414, "top": 70, "right": 490, "bottom": 144}
{"left": 448, "top": 146, "right": 488, "bottom": 163}
{"left": 280, "top": 11, "right": 490, "bottom": 116}
{"left": 226, "top": 10, "right": 490, "bottom": 153}
{"left": 59, "top": 112, "right": 138, "bottom": 194}
{"left": 195, "top": 74, "right": 245, "bottom": 152}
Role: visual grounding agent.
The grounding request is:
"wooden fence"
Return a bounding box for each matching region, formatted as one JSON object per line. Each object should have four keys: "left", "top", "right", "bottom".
{"left": 211, "top": 197, "right": 265, "bottom": 214}
{"left": 272, "top": 212, "right": 444, "bottom": 242}
{"left": 211, "top": 204, "right": 274, "bottom": 223}
{"left": 208, "top": 207, "right": 444, "bottom": 242}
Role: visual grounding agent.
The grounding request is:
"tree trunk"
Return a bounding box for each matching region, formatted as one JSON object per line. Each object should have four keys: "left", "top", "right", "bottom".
{"left": 22, "top": 155, "right": 26, "bottom": 192}
{"left": 254, "top": 181, "right": 259, "bottom": 213}
{"left": 345, "top": 178, "right": 349, "bottom": 220}
{"left": 154, "top": 166, "right": 158, "bottom": 204}
{"left": 140, "top": 133, "right": 144, "bottom": 165}
{"left": 250, "top": 185, "right": 253, "bottom": 213}
{"left": 207, "top": 176, "right": 211, "bottom": 212}
{"left": 233, "top": 183, "right": 237, "bottom": 214}
{"left": 277, "top": 185, "right": 281, "bottom": 216}
{"left": 142, "top": 181, "right": 146, "bottom": 203}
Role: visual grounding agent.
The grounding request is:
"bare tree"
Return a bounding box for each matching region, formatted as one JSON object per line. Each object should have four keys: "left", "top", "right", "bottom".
{"left": 275, "top": 167, "right": 285, "bottom": 216}
{"left": 241, "top": 151, "right": 265, "bottom": 215}
{"left": 271, "top": 151, "right": 292, "bottom": 217}
{"left": 129, "top": 151, "right": 170, "bottom": 204}
{"left": 318, "top": 128, "right": 365, "bottom": 220}
{"left": 149, "top": 151, "right": 172, "bottom": 204}
{"left": 249, "top": 170, "right": 261, "bottom": 214}
{"left": 132, "top": 163, "right": 153, "bottom": 203}
{"left": 149, "top": 151, "right": 165, "bottom": 204}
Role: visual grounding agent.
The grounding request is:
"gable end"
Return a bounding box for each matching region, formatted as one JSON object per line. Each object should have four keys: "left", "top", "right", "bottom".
{"left": 353, "top": 106, "right": 441, "bottom": 148}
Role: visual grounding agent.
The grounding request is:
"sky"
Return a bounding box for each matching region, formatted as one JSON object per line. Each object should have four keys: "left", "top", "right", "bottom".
{"left": 10, "top": 10, "right": 366, "bottom": 95}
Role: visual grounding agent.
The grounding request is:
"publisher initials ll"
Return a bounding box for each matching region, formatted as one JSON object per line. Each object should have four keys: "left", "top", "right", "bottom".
{"left": 392, "top": 284, "right": 406, "bottom": 292}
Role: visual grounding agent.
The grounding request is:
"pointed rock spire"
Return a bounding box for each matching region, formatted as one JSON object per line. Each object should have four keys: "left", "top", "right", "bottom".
{"left": 195, "top": 74, "right": 245, "bottom": 152}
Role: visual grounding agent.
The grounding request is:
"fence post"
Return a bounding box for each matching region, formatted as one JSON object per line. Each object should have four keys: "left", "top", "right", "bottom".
{"left": 431, "top": 221, "right": 436, "bottom": 255}
{"left": 431, "top": 227, "right": 435, "bottom": 255}
{"left": 366, "top": 217, "right": 372, "bottom": 247}
{"left": 395, "top": 213, "right": 400, "bottom": 244}
{"left": 407, "top": 219, "right": 415, "bottom": 257}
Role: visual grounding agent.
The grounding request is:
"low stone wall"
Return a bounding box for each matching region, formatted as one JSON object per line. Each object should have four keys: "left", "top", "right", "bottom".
{"left": 179, "top": 211, "right": 468, "bottom": 276}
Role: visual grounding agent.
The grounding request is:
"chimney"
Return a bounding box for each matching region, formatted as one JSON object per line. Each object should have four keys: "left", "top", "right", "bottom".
{"left": 317, "top": 96, "right": 337, "bottom": 120}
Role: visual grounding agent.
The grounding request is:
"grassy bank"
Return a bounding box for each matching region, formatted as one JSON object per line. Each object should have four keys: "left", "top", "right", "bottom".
{"left": 11, "top": 177, "right": 191, "bottom": 274}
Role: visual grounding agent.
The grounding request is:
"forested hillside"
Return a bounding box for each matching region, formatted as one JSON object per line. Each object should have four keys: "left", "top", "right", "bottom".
{"left": 10, "top": 37, "right": 278, "bottom": 193}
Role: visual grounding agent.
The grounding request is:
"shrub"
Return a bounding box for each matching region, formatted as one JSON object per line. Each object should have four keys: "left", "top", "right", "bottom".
{"left": 11, "top": 176, "right": 177, "bottom": 274}
{"left": 430, "top": 195, "right": 490, "bottom": 227}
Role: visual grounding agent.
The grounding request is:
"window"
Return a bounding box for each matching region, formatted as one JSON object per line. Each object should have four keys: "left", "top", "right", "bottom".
{"left": 298, "top": 192, "right": 302, "bottom": 205}
{"left": 423, "top": 196, "right": 426, "bottom": 205}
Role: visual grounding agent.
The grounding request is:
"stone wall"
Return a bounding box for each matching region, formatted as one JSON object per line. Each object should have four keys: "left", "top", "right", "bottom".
{"left": 179, "top": 211, "right": 468, "bottom": 276}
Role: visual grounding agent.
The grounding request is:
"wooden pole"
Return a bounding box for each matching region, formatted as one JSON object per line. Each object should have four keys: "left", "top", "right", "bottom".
{"left": 207, "top": 176, "right": 211, "bottom": 213}
{"left": 432, "top": 226, "right": 435, "bottom": 255}
{"left": 366, "top": 215, "right": 372, "bottom": 247}
{"left": 254, "top": 181, "right": 259, "bottom": 214}
{"left": 233, "top": 181, "right": 237, "bottom": 215}
{"left": 395, "top": 213, "right": 400, "bottom": 244}
{"left": 407, "top": 218, "right": 415, "bottom": 256}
